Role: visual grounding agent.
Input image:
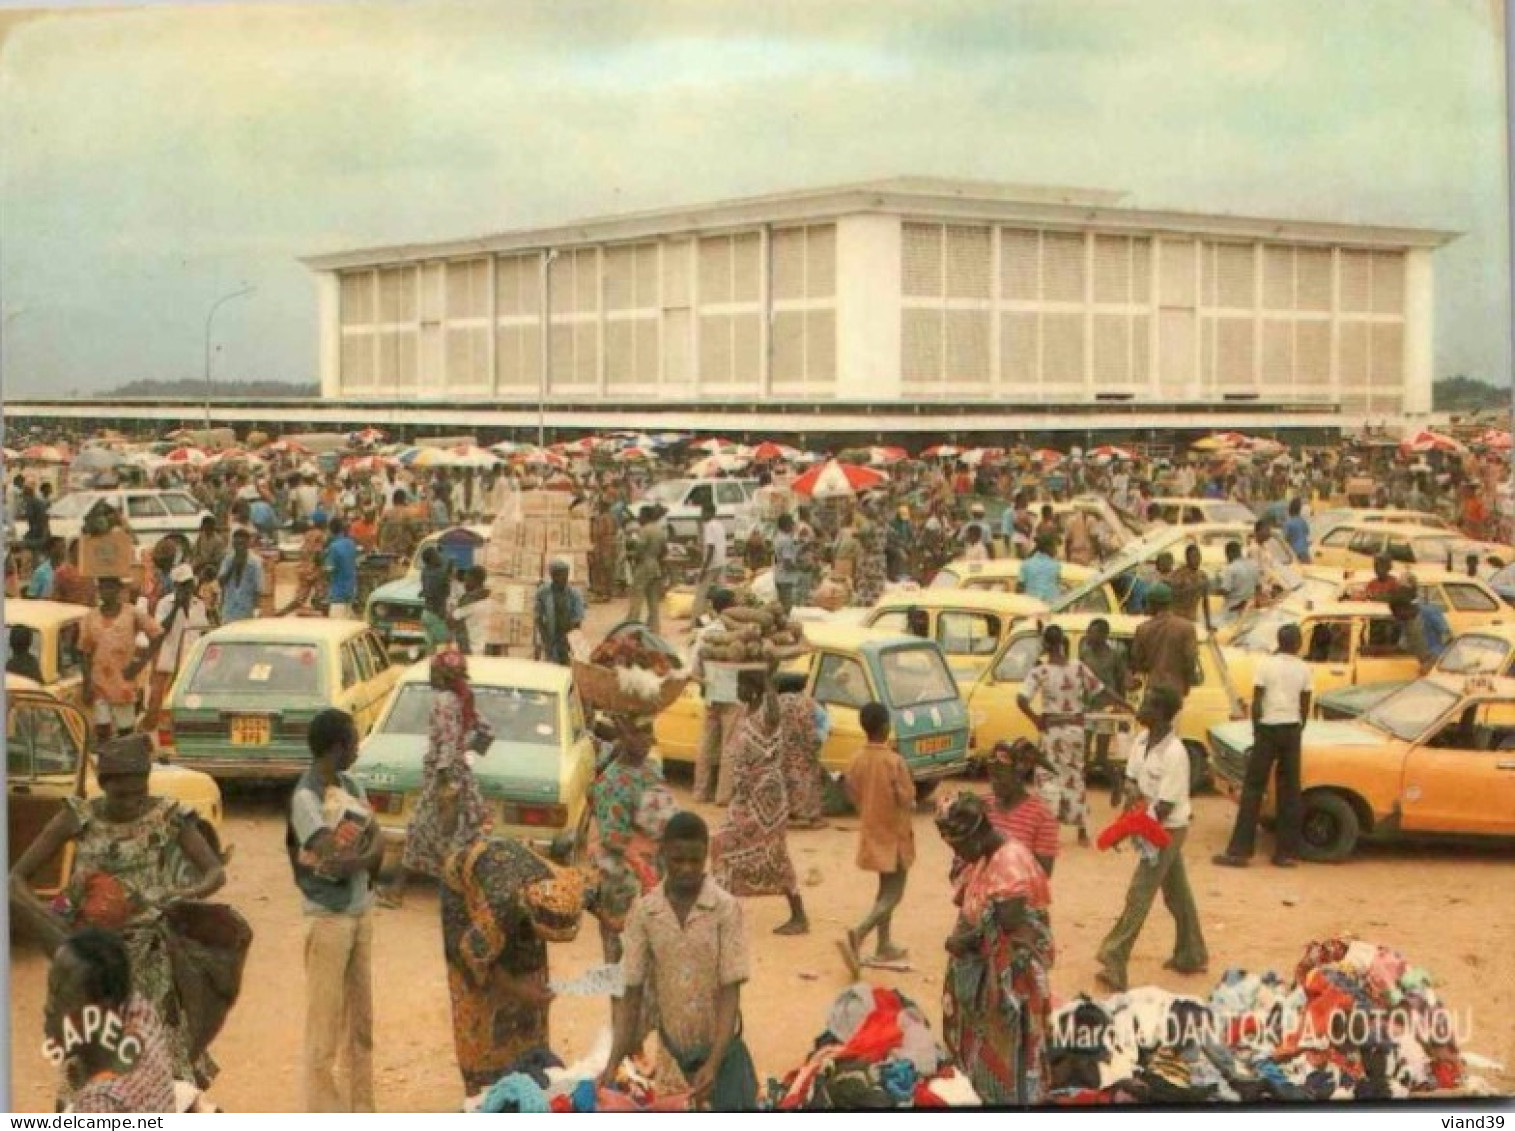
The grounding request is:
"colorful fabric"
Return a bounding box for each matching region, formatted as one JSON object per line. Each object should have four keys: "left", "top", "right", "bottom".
{"left": 854, "top": 518, "right": 887, "bottom": 606}
{"left": 588, "top": 755, "right": 675, "bottom": 929}
{"left": 987, "top": 795, "right": 1060, "bottom": 865}
{"left": 81, "top": 607, "right": 161, "bottom": 704}
{"left": 777, "top": 692, "right": 825, "bottom": 824}
{"left": 1024, "top": 660, "right": 1101, "bottom": 829}
{"left": 401, "top": 689, "right": 491, "bottom": 877}
{"left": 68, "top": 995, "right": 176, "bottom": 1113}
{"left": 440, "top": 838, "right": 552, "bottom": 1094}
{"left": 713, "top": 706, "right": 798, "bottom": 897}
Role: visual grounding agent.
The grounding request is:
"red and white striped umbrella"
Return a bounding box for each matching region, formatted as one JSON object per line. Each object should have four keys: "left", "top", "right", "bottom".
{"left": 865, "top": 446, "right": 909, "bottom": 467}
{"left": 1089, "top": 445, "right": 1136, "bottom": 463}
{"left": 555, "top": 437, "right": 600, "bottom": 455}
{"left": 260, "top": 439, "right": 310, "bottom": 457}
{"left": 920, "top": 444, "right": 961, "bottom": 460}
{"left": 1031, "top": 448, "right": 1066, "bottom": 465}
{"left": 1476, "top": 428, "right": 1511, "bottom": 451}
{"left": 688, "top": 452, "right": 750, "bottom": 477}
{"left": 164, "top": 446, "right": 208, "bottom": 464}
{"left": 791, "top": 459, "right": 889, "bottom": 499}
{"left": 348, "top": 427, "right": 387, "bottom": 446}
{"left": 959, "top": 447, "right": 1004, "bottom": 467}
{"left": 342, "top": 454, "right": 394, "bottom": 473}
{"left": 1400, "top": 429, "right": 1467, "bottom": 456}
{"left": 690, "top": 437, "right": 738, "bottom": 454}
{"left": 21, "top": 444, "right": 69, "bottom": 463}
{"left": 750, "top": 441, "right": 800, "bottom": 464}
{"left": 518, "top": 449, "right": 568, "bottom": 469}
{"left": 614, "top": 447, "right": 656, "bottom": 464}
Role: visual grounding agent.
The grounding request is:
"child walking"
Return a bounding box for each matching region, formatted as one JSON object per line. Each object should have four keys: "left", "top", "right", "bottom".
{"left": 841, "top": 702, "right": 916, "bottom": 972}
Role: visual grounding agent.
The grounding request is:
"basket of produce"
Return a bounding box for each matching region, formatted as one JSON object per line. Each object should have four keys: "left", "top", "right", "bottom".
{"left": 574, "top": 622, "right": 689, "bottom": 714}
{"left": 701, "top": 598, "right": 812, "bottom": 664}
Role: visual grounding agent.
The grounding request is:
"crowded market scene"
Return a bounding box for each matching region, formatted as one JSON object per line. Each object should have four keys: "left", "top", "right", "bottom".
{"left": 3, "top": 420, "right": 1513, "bottom": 1111}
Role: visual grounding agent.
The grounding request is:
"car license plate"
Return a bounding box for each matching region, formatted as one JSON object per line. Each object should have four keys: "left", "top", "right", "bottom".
{"left": 394, "top": 620, "right": 421, "bottom": 635}
{"left": 229, "top": 715, "right": 271, "bottom": 745}
{"left": 915, "top": 734, "right": 952, "bottom": 756}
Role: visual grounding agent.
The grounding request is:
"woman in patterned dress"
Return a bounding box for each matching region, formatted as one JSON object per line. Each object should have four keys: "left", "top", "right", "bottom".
{"left": 379, "top": 647, "right": 493, "bottom": 907}
{"left": 711, "top": 671, "right": 809, "bottom": 935}
{"left": 935, "top": 791, "right": 1055, "bottom": 1106}
{"left": 440, "top": 835, "right": 585, "bottom": 1096}
{"left": 1016, "top": 624, "right": 1127, "bottom": 847}
{"left": 852, "top": 504, "right": 888, "bottom": 607}
{"left": 774, "top": 672, "right": 827, "bottom": 829}
{"left": 10, "top": 737, "right": 230, "bottom": 1092}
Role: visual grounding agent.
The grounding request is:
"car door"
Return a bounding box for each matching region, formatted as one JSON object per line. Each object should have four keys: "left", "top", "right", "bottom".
{"left": 335, "top": 639, "right": 364, "bottom": 729}
{"left": 562, "top": 688, "right": 596, "bottom": 839}
{"left": 126, "top": 493, "right": 170, "bottom": 538}
{"left": 809, "top": 651, "right": 871, "bottom": 771}
{"left": 1354, "top": 615, "right": 1420, "bottom": 688}
{"left": 1346, "top": 530, "right": 1383, "bottom": 568}
{"left": 966, "top": 632, "right": 1044, "bottom": 753}
{"left": 934, "top": 610, "right": 1003, "bottom": 683}
{"left": 53, "top": 620, "right": 86, "bottom": 709}
{"left": 161, "top": 492, "right": 207, "bottom": 535}
{"left": 1399, "top": 701, "right": 1515, "bottom": 835}
{"left": 7, "top": 691, "right": 89, "bottom": 896}
{"left": 1315, "top": 527, "right": 1358, "bottom": 568}
{"left": 1438, "top": 581, "right": 1507, "bottom": 634}
{"left": 360, "top": 633, "right": 401, "bottom": 724}
{"left": 1299, "top": 617, "right": 1354, "bottom": 693}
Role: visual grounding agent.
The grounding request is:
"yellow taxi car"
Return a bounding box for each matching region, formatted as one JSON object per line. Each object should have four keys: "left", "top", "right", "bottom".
{"left": 654, "top": 622, "right": 972, "bottom": 786}
{"left": 1310, "top": 508, "right": 1455, "bottom": 542}
{"left": 1311, "top": 521, "right": 1495, "bottom": 572}
{"left": 1208, "top": 674, "right": 1515, "bottom": 860}
{"left": 1219, "top": 601, "right": 1422, "bottom": 701}
{"left": 5, "top": 599, "right": 87, "bottom": 710}
{"left": 930, "top": 557, "right": 1098, "bottom": 598}
{"left": 857, "top": 588, "right": 1047, "bottom": 683}
{"left": 1149, "top": 497, "right": 1257, "bottom": 526}
{"left": 8, "top": 674, "right": 225, "bottom": 897}
{"left": 965, "top": 613, "right": 1246, "bottom": 786}
{"left": 351, "top": 657, "right": 596, "bottom": 860}
{"left": 164, "top": 617, "right": 402, "bottom": 780}
{"left": 1282, "top": 568, "right": 1509, "bottom": 636}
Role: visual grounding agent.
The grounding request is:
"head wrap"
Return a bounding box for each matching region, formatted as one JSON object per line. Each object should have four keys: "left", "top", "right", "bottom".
{"left": 934, "top": 789, "right": 988, "bottom": 842}
{"left": 1146, "top": 581, "right": 1174, "bottom": 608}
{"left": 97, "top": 734, "right": 152, "bottom": 778}
{"left": 431, "top": 647, "right": 480, "bottom": 734}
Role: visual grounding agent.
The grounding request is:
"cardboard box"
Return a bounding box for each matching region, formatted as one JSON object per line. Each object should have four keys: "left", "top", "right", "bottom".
{"left": 79, "top": 531, "right": 137, "bottom": 579}
{"left": 544, "top": 521, "right": 571, "bottom": 552}
{"left": 519, "top": 524, "right": 551, "bottom": 553}
{"left": 568, "top": 517, "right": 593, "bottom": 551}
{"left": 503, "top": 613, "right": 535, "bottom": 648}
{"left": 499, "top": 582, "right": 534, "bottom": 616}
{"left": 520, "top": 492, "right": 552, "bottom": 517}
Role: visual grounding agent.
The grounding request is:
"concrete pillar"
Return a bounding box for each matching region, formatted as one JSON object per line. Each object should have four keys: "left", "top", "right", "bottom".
{"left": 315, "top": 272, "right": 342, "bottom": 400}
{"left": 1402, "top": 248, "right": 1435, "bottom": 417}
{"left": 835, "top": 214, "right": 902, "bottom": 400}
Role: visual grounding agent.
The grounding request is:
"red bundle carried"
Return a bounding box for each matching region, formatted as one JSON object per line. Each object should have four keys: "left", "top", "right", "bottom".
{"left": 75, "top": 872, "right": 135, "bottom": 929}
{"left": 1096, "top": 807, "right": 1172, "bottom": 852}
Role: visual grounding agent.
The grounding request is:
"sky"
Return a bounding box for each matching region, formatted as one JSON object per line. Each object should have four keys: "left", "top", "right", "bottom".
{"left": 0, "top": 0, "right": 1509, "bottom": 397}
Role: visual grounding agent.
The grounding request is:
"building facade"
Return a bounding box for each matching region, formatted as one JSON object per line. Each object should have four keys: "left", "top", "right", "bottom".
{"left": 302, "top": 178, "right": 1453, "bottom": 432}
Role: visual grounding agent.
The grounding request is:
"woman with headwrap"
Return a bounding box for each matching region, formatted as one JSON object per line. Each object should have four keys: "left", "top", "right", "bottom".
{"left": 379, "top": 647, "right": 493, "bottom": 908}
{"left": 773, "top": 671, "right": 828, "bottom": 829}
{"left": 935, "top": 790, "right": 1055, "bottom": 1107}
{"left": 440, "top": 835, "right": 585, "bottom": 1096}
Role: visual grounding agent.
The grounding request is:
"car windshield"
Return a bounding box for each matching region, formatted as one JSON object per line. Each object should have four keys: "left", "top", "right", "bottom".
{"left": 1411, "top": 537, "right": 1464, "bottom": 566}
{"left": 1436, "top": 635, "right": 1511, "bottom": 676}
{"left": 379, "top": 684, "right": 560, "bottom": 744}
{"left": 1231, "top": 609, "right": 1295, "bottom": 652}
{"left": 1362, "top": 681, "right": 1459, "bottom": 742}
{"left": 644, "top": 481, "right": 689, "bottom": 505}
{"left": 878, "top": 646, "right": 958, "bottom": 706}
{"left": 187, "top": 642, "right": 324, "bottom": 695}
{"left": 1207, "top": 503, "right": 1255, "bottom": 524}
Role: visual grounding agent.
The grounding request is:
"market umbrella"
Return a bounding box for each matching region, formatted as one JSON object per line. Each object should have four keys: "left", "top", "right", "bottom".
{"left": 1476, "top": 428, "right": 1511, "bottom": 451}
{"left": 1088, "top": 445, "right": 1136, "bottom": 463}
{"left": 260, "top": 439, "right": 310, "bottom": 457}
{"left": 750, "top": 441, "right": 799, "bottom": 463}
{"left": 1031, "top": 448, "right": 1065, "bottom": 465}
{"left": 555, "top": 437, "right": 599, "bottom": 455}
{"left": 395, "top": 447, "right": 424, "bottom": 466}
{"left": 445, "top": 444, "right": 501, "bottom": 469}
{"left": 614, "top": 447, "right": 656, "bottom": 464}
{"left": 205, "top": 448, "right": 252, "bottom": 468}
{"left": 348, "top": 427, "right": 387, "bottom": 446}
{"left": 690, "top": 437, "right": 738, "bottom": 454}
{"left": 72, "top": 448, "right": 128, "bottom": 472}
{"left": 688, "top": 452, "right": 749, "bottom": 477}
{"left": 342, "top": 454, "right": 394, "bottom": 474}
{"left": 791, "top": 459, "right": 889, "bottom": 499}
{"left": 489, "top": 441, "right": 528, "bottom": 456}
{"left": 164, "top": 446, "right": 208, "bottom": 465}
{"left": 864, "top": 446, "right": 909, "bottom": 467}
{"left": 20, "top": 444, "right": 69, "bottom": 463}
{"left": 1190, "top": 433, "right": 1248, "bottom": 452}
{"left": 1399, "top": 429, "right": 1467, "bottom": 456}
{"left": 518, "top": 449, "right": 568, "bottom": 469}
{"left": 409, "top": 447, "right": 450, "bottom": 469}
{"left": 920, "top": 444, "right": 961, "bottom": 460}
{"left": 959, "top": 447, "right": 1004, "bottom": 467}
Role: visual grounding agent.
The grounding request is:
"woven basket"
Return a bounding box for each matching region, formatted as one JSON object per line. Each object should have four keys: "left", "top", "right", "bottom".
{"left": 573, "top": 660, "right": 688, "bottom": 714}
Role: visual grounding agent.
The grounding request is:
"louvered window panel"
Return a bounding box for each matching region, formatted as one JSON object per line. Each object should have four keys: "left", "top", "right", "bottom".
{"left": 945, "top": 226, "right": 991, "bottom": 300}
{"left": 1042, "top": 313, "right": 1084, "bottom": 385}
{"left": 1000, "top": 229, "right": 1040, "bottom": 301}
{"left": 1339, "top": 251, "right": 1373, "bottom": 313}
{"left": 699, "top": 314, "right": 733, "bottom": 383}
{"left": 397, "top": 331, "right": 418, "bottom": 388}
{"left": 548, "top": 255, "right": 576, "bottom": 315}
{"left": 1158, "top": 239, "right": 1196, "bottom": 307}
{"left": 1338, "top": 322, "right": 1370, "bottom": 387}
{"left": 493, "top": 258, "right": 518, "bottom": 317}
{"left": 1043, "top": 232, "right": 1086, "bottom": 303}
{"left": 1262, "top": 246, "right": 1294, "bottom": 311}
{"left": 447, "top": 326, "right": 479, "bottom": 385}
{"left": 772, "top": 229, "right": 806, "bottom": 302}
{"left": 1261, "top": 320, "right": 1293, "bottom": 388}
{"left": 663, "top": 240, "right": 692, "bottom": 306}
{"left": 1214, "top": 243, "right": 1254, "bottom": 309}
{"left": 1199, "top": 318, "right": 1216, "bottom": 387}
{"left": 604, "top": 320, "right": 635, "bottom": 386}
{"left": 379, "top": 267, "right": 416, "bottom": 322}
{"left": 1372, "top": 253, "right": 1405, "bottom": 314}
{"left": 945, "top": 310, "right": 990, "bottom": 385}
{"left": 341, "top": 272, "right": 374, "bottom": 326}
{"left": 573, "top": 250, "right": 598, "bottom": 315}
{"left": 342, "top": 334, "right": 373, "bottom": 386}
{"left": 1093, "top": 236, "right": 1131, "bottom": 303}
{"left": 1296, "top": 248, "right": 1332, "bottom": 312}
{"left": 376, "top": 330, "right": 399, "bottom": 386}
{"left": 1131, "top": 314, "right": 1151, "bottom": 383}
{"left": 575, "top": 323, "right": 599, "bottom": 385}
{"left": 421, "top": 263, "right": 445, "bottom": 322}
{"left": 1295, "top": 321, "right": 1330, "bottom": 390}
{"left": 903, "top": 224, "right": 944, "bottom": 298}
{"left": 1131, "top": 239, "right": 1152, "bottom": 303}
{"left": 447, "top": 260, "right": 488, "bottom": 319}
{"left": 732, "top": 313, "right": 761, "bottom": 385}
{"left": 771, "top": 311, "right": 804, "bottom": 385}
{"left": 635, "top": 245, "right": 659, "bottom": 309}
{"left": 1093, "top": 313, "right": 1130, "bottom": 385}
{"left": 604, "top": 246, "right": 636, "bottom": 312}
{"left": 549, "top": 325, "right": 575, "bottom": 389}
{"left": 1215, "top": 317, "right": 1255, "bottom": 388}
{"left": 419, "top": 325, "right": 443, "bottom": 387}
{"left": 902, "top": 309, "right": 943, "bottom": 383}
{"left": 495, "top": 325, "right": 522, "bottom": 388}
{"left": 1159, "top": 311, "right": 1196, "bottom": 393}
{"left": 806, "top": 310, "right": 836, "bottom": 384}
{"left": 807, "top": 225, "right": 836, "bottom": 297}
{"left": 698, "top": 239, "right": 732, "bottom": 304}
{"left": 732, "top": 234, "right": 761, "bottom": 304}
{"left": 663, "top": 309, "right": 692, "bottom": 383}
{"left": 1000, "top": 312, "right": 1038, "bottom": 389}
{"left": 635, "top": 321, "right": 659, "bottom": 385}
{"left": 1371, "top": 323, "right": 1403, "bottom": 388}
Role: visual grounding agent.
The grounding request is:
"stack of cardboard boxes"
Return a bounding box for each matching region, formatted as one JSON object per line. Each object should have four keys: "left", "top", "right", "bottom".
{"left": 485, "top": 490, "right": 593, "bottom": 652}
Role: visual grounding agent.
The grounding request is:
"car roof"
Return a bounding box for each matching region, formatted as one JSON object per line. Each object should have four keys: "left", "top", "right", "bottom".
{"left": 802, "top": 622, "right": 932, "bottom": 653}
{"left": 5, "top": 672, "right": 45, "bottom": 693}
{"left": 1284, "top": 600, "right": 1400, "bottom": 618}
{"left": 199, "top": 616, "right": 375, "bottom": 644}
{"left": 938, "top": 558, "right": 1097, "bottom": 582}
{"left": 1152, "top": 497, "right": 1242, "bottom": 506}
{"left": 394, "top": 655, "right": 573, "bottom": 692}
{"left": 1332, "top": 521, "right": 1465, "bottom": 537}
{"left": 873, "top": 587, "right": 1046, "bottom": 611}
{"left": 1007, "top": 611, "right": 1215, "bottom": 644}
{"left": 6, "top": 599, "right": 87, "bottom": 627}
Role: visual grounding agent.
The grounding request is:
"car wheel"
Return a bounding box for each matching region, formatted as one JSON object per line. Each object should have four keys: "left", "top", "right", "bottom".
{"left": 1184, "top": 741, "right": 1214, "bottom": 796}
{"left": 1299, "top": 791, "right": 1360, "bottom": 862}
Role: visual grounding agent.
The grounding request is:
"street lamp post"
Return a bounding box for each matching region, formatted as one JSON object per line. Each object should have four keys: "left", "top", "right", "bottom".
{"left": 538, "top": 250, "right": 559, "bottom": 450}
{"left": 203, "top": 285, "right": 255, "bottom": 429}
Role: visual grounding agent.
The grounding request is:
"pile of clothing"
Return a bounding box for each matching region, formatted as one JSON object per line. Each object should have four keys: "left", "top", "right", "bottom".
{"left": 468, "top": 1035, "right": 690, "bottom": 1113}
{"left": 1047, "top": 937, "right": 1490, "bottom": 1104}
{"left": 765, "top": 985, "right": 982, "bottom": 1109}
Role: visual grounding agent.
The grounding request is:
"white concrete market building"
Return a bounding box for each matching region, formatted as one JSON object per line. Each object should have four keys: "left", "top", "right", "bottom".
{"left": 298, "top": 178, "right": 1452, "bottom": 438}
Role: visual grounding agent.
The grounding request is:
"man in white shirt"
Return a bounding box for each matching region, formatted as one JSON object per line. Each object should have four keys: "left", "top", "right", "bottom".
{"left": 689, "top": 501, "right": 727, "bottom": 622}
{"left": 146, "top": 564, "right": 210, "bottom": 732}
{"left": 1215, "top": 623, "right": 1310, "bottom": 869}
{"left": 1095, "top": 687, "right": 1207, "bottom": 992}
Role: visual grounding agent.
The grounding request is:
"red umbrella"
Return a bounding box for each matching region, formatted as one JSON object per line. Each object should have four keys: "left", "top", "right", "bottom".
{"left": 518, "top": 449, "right": 568, "bottom": 469}
{"left": 751, "top": 441, "right": 800, "bottom": 463}
{"left": 791, "top": 459, "right": 889, "bottom": 499}
{"left": 342, "top": 454, "right": 394, "bottom": 474}
{"left": 1476, "top": 428, "right": 1511, "bottom": 451}
{"left": 921, "top": 444, "right": 961, "bottom": 460}
{"left": 1400, "top": 429, "right": 1467, "bottom": 456}
{"left": 164, "top": 446, "right": 208, "bottom": 464}
{"left": 1031, "top": 448, "right": 1065, "bottom": 465}
{"left": 21, "top": 444, "right": 69, "bottom": 463}
{"left": 864, "top": 446, "right": 909, "bottom": 466}
{"left": 348, "top": 427, "right": 387, "bottom": 446}
{"left": 260, "top": 439, "right": 310, "bottom": 457}
{"left": 1089, "top": 445, "right": 1136, "bottom": 462}
{"left": 960, "top": 447, "right": 1004, "bottom": 467}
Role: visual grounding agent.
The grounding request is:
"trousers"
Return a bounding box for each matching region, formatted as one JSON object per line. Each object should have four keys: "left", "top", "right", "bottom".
{"left": 696, "top": 703, "right": 739, "bottom": 805}
{"left": 303, "top": 911, "right": 375, "bottom": 1113}
{"left": 1095, "top": 827, "right": 1207, "bottom": 988}
{"left": 626, "top": 574, "right": 664, "bottom": 634}
{"left": 1225, "top": 722, "right": 1302, "bottom": 860}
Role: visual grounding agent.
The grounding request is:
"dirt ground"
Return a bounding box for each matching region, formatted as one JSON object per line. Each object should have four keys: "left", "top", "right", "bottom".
{"left": 9, "top": 590, "right": 1515, "bottom": 1111}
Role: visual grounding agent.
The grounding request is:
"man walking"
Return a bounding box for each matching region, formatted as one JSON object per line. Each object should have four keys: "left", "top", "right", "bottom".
{"left": 1168, "top": 544, "right": 1212, "bottom": 630}
{"left": 690, "top": 501, "right": 727, "bottom": 621}
{"left": 146, "top": 564, "right": 210, "bottom": 732}
{"left": 534, "top": 559, "right": 585, "bottom": 665}
{"left": 601, "top": 811, "right": 758, "bottom": 1111}
{"left": 1130, "top": 583, "right": 1199, "bottom": 704}
{"left": 217, "top": 529, "right": 264, "bottom": 624}
{"left": 81, "top": 576, "right": 163, "bottom": 743}
{"left": 626, "top": 505, "right": 668, "bottom": 634}
{"left": 1217, "top": 541, "right": 1258, "bottom": 626}
{"left": 288, "top": 709, "right": 385, "bottom": 1112}
{"left": 1095, "top": 687, "right": 1208, "bottom": 992}
{"left": 323, "top": 517, "right": 359, "bottom": 619}
{"left": 1214, "top": 623, "right": 1310, "bottom": 869}
{"left": 418, "top": 546, "right": 453, "bottom": 655}
{"left": 773, "top": 514, "right": 800, "bottom": 613}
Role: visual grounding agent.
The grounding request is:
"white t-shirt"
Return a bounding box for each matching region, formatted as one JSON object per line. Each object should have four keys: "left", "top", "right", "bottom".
{"left": 703, "top": 518, "right": 728, "bottom": 569}
{"left": 151, "top": 595, "right": 211, "bottom": 675}
{"left": 1254, "top": 652, "right": 1313, "bottom": 725}
{"left": 963, "top": 542, "right": 989, "bottom": 563}
{"left": 1124, "top": 729, "right": 1191, "bottom": 829}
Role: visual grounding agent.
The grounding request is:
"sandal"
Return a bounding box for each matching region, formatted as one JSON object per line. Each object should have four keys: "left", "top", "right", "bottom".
{"left": 873, "top": 944, "right": 910, "bottom": 963}
{"left": 1163, "top": 959, "right": 1209, "bottom": 976}
{"left": 774, "top": 918, "right": 810, "bottom": 936}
